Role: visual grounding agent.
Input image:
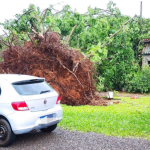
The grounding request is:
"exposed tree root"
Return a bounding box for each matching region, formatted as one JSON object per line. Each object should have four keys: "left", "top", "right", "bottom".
{"left": 0, "top": 32, "right": 107, "bottom": 106}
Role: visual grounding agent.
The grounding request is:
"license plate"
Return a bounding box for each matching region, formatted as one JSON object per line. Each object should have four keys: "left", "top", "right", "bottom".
{"left": 40, "top": 114, "right": 54, "bottom": 124}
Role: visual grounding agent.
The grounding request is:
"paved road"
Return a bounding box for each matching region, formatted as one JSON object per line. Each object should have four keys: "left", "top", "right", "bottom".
{"left": 1, "top": 127, "right": 150, "bottom": 150}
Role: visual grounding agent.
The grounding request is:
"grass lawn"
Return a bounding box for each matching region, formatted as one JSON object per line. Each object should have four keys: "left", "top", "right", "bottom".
{"left": 58, "top": 96, "right": 150, "bottom": 140}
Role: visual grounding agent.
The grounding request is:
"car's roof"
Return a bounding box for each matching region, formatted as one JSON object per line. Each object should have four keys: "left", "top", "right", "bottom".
{"left": 0, "top": 74, "right": 44, "bottom": 83}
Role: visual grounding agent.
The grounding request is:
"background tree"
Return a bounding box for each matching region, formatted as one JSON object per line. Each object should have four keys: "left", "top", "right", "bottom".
{"left": 1, "top": 1, "right": 150, "bottom": 92}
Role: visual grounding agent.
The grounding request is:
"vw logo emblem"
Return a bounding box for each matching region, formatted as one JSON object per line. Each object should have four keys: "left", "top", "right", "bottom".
{"left": 44, "top": 99, "right": 47, "bottom": 104}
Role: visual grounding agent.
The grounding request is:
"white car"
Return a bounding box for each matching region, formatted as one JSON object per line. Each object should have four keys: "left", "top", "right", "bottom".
{"left": 0, "top": 74, "right": 62, "bottom": 147}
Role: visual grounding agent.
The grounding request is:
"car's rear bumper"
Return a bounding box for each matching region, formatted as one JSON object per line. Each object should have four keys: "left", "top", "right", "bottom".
{"left": 7, "top": 105, "right": 62, "bottom": 134}
{"left": 13, "top": 119, "right": 62, "bottom": 134}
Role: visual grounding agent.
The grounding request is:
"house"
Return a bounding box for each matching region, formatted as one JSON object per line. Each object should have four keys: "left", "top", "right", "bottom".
{"left": 142, "top": 38, "right": 150, "bottom": 66}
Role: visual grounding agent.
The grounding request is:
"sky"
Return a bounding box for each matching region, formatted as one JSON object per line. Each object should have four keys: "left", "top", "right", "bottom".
{"left": 0, "top": 0, "right": 149, "bottom": 34}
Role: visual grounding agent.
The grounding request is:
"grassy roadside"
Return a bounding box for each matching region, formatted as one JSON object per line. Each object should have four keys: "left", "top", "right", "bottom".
{"left": 58, "top": 97, "right": 150, "bottom": 140}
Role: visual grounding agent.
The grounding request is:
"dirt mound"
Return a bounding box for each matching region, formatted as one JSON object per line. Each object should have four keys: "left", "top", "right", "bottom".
{"left": 0, "top": 32, "right": 106, "bottom": 106}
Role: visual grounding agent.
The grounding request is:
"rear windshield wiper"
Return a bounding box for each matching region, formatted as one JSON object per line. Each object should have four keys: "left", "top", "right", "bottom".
{"left": 40, "top": 90, "right": 50, "bottom": 94}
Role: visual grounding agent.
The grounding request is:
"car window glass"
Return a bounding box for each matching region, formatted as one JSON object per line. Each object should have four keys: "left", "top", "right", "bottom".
{"left": 12, "top": 80, "right": 54, "bottom": 96}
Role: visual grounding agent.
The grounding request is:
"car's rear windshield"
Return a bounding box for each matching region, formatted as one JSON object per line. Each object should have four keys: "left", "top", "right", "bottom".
{"left": 12, "top": 79, "right": 54, "bottom": 96}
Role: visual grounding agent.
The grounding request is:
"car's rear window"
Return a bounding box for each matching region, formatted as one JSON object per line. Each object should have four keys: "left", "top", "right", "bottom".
{"left": 12, "top": 79, "right": 54, "bottom": 96}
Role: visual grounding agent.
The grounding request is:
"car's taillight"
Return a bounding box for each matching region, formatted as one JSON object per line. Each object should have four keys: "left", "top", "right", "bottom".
{"left": 11, "top": 101, "right": 29, "bottom": 111}
{"left": 56, "top": 96, "right": 60, "bottom": 104}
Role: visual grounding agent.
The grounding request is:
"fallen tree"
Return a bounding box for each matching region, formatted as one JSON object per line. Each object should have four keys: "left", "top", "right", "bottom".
{"left": 0, "top": 31, "right": 107, "bottom": 106}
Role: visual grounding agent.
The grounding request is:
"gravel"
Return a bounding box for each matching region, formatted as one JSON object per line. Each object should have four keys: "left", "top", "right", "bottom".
{"left": 1, "top": 127, "right": 150, "bottom": 150}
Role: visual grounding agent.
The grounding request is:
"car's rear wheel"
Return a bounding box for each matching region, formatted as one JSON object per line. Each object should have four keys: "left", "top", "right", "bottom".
{"left": 40, "top": 124, "right": 57, "bottom": 133}
{"left": 0, "top": 119, "right": 16, "bottom": 147}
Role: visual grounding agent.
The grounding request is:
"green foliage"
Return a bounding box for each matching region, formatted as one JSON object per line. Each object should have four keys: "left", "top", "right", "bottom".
{"left": 59, "top": 96, "right": 150, "bottom": 140}
{"left": 87, "top": 43, "right": 107, "bottom": 62}
{"left": 100, "top": 41, "right": 135, "bottom": 91}
{"left": 125, "top": 66, "right": 150, "bottom": 93}
{"left": 96, "top": 76, "right": 105, "bottom": 91}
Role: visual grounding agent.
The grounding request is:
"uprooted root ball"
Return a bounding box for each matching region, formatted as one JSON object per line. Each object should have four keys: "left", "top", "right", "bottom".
{"left": 0, "top": 32, "right": 106, "bottom": 106}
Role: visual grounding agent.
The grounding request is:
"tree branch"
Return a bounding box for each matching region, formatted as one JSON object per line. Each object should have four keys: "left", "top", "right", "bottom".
{"left": 87, "top": 16, "right": 136, "bottom": 58}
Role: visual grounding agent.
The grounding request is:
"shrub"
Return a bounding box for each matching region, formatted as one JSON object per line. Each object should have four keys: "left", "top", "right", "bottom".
{"left": 125, "top": 66, "right": 150, "bottom": 93}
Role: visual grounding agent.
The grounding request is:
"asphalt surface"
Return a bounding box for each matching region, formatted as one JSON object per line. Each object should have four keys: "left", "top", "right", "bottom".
{"left": 1, "top": 127, "right": 150, "bottom": 150}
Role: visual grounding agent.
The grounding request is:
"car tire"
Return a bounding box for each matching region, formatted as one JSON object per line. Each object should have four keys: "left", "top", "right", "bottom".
{"left": 40, "top": 124, "right": 57, "bottom": 133}
{"left": 0, "top": 119, "right": 16, "bottom": 147}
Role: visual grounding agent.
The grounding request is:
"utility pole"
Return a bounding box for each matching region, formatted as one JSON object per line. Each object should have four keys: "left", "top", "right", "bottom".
{"left": 140, "top": 1, "right": 142, "bottom": 26}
